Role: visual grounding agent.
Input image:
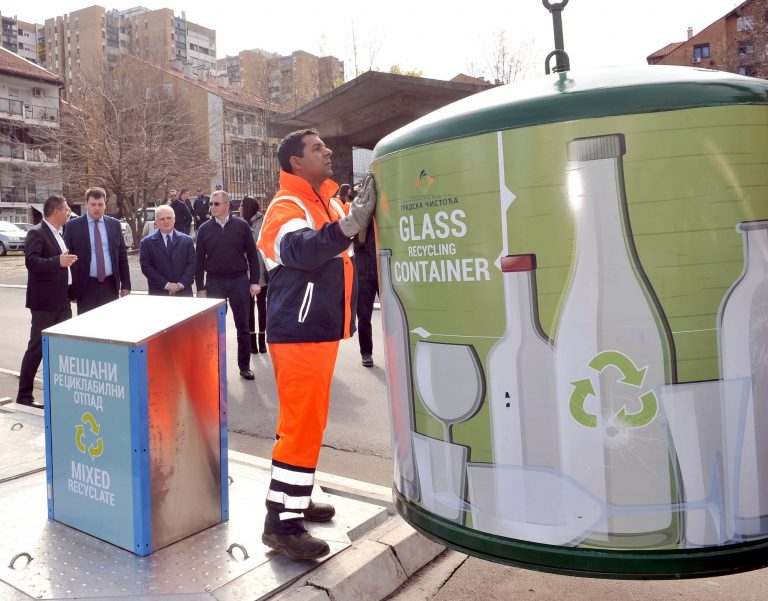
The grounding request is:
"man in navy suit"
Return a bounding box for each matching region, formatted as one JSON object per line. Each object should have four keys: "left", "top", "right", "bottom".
{"left": 139, "top": 204, "right": 196, "bottom": 296}
{"left": 17, "top": 195, "right": 78, "bottom": 408}
{"left": 64, "top": 187, "right": 131, "bottom": 314}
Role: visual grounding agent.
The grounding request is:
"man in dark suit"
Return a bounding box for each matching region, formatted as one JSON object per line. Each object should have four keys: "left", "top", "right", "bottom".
{"left": 171, "top": 188, "right": 193, "bottom": 235}
{"left": 64, "top": 186, "right": 131, "bottom": 314}
{"left": 17, "top": 195, "right": 78, "bottom": 408}
{"left": 139, "top": 204, "right": 196, "bottom": 296}
{"left": 192, "top": 186, "right": 210, "bottom": 231}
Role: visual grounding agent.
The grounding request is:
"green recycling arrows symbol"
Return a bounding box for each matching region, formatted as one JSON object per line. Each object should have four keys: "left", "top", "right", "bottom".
{"left": 75, "top": 412, "right": 104, "bottom": 460}
{"left": 569, "top": 350, "right": 658, "bottom": 429}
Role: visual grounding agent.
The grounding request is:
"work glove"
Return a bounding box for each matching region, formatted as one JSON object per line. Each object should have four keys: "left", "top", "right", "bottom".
{"left": 338, "top": 172, "right": 377, "bottom": 239}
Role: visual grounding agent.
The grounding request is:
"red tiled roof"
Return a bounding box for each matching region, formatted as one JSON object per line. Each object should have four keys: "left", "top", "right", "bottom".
{"left": 646, "top": 41, "right": 685, "bottom": 61}
{"left": 0, "top": 46, "right": 63, "bottom": 85}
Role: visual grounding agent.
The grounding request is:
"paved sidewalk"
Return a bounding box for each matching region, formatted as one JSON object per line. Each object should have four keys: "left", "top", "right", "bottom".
{"left": 0, "top": 369, "right": 443, "bottom": 601}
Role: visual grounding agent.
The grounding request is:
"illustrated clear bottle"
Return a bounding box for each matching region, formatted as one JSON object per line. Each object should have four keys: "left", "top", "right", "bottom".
{"left": 379, "top": 249, "right": 421, "bottom": 502}
{"left": 488, "top": 254, "right": 559, "bottom": 470}
{"left": 719, "top": 219, "right": 768, "bottom": 539}
{"left": 553, "top": 133, "right": 678, "bottom": 548}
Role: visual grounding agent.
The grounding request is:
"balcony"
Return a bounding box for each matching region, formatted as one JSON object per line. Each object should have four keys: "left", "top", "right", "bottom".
{"left": 0, "top": 186, "right": 62, "bottom": 204}
{"left": 226, "top": 123, "right": 264, "bottom": 139}
{"left": 0, "top": 98, "right": 60, "bottom": 124}
{"left": 0, "top": 143, "right": 60, "bottom": 164}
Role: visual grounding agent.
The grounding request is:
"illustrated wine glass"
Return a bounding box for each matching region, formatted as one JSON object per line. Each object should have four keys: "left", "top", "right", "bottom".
{"left": 413, "top": 340, "right": 485, "bottom": 521}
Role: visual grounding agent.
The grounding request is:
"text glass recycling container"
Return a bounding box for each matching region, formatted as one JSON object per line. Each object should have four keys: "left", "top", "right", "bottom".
{"left": 371, "top": 66, "right": 768, "bottom": 578}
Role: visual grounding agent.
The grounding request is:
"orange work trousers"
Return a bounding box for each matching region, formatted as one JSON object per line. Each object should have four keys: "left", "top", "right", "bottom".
{"left": 269, "top": 340, "right": 340, "bottom": 469}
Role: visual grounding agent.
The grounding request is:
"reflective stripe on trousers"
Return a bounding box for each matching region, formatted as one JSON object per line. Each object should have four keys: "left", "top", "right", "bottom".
{"left": 265, "top": 340, "right": 340, "bottom": 525}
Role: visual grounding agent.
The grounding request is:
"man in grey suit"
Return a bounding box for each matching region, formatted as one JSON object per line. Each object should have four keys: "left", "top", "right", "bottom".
{"left": 17, "top": 195, "right": 77, "bottom": 408}
{"left": 64, "top": 187, "right": 131, "bottom": 314}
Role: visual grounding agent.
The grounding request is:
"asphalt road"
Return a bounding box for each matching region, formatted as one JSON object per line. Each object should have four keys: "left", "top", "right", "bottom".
{"left": 0, "top": 252, "right": 395, "bottom": 487}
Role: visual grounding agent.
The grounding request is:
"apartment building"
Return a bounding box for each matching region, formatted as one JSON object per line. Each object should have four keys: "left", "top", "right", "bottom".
{"left": 1, "top": 13, "right": 42, "bottom": 64}
{"left": 0, "top": 47, "right": 63, "bottom": 223}
{"left": 43, "top": 5, "right": 217, "bottom": 100}
{"left": 151, "top": 58, "right": 285, "bottom": 198}
{"left": 219, "top": 49, "right": 344, "bottom": 109}
{"left": 647, "top": 0, "right": 768, "bottom": 78}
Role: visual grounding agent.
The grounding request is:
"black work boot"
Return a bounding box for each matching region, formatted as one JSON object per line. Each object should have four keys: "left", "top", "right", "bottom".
{"left": 262, "top": 529, "right": 330, "bottom": 560}
{"left": 303, "top": 500, "right": 336, "bottom": 522}
{"left": 258, "top": 332, "right": 267, "bottom": 353}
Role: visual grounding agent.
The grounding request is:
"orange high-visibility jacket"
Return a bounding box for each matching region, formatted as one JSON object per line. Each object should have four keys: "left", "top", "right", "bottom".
{"left": 257, "top": 171, "right": 357, "bottom": 343}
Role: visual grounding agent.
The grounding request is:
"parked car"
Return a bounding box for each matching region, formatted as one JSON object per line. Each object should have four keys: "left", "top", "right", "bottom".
{"left": 0, "top": 221, "right": 27, "bottom": 255}
{"left": 141, "top": 208, "right": 157, "bottom": 239}
{"left": 14, "top": 222, "right": 34, "bottom": 233}
{"left": 119, "top": 219, "right": 134, "bottom": 247}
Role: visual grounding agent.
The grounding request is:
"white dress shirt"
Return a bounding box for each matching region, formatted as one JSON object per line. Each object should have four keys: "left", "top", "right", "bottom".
{"left": 43, "top": 219, "right": 72, "bottom": 285}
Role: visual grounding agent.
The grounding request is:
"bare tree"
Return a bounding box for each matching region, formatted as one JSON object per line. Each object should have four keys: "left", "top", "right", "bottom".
{"left": 57, "top": 57, "right": 215, "bottom": 246}
{"left": 486, "top": 31, "right": 540, "bottom": 84}
{"left": 348, "top": 21, "right": 384, "bottom": 78}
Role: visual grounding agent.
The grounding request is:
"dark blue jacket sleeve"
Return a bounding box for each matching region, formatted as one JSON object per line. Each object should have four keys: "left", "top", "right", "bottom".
{"left": 180, "top": 238, "right": 196, "bottom": 289}
{"left": 278, "top": 222, "right": 351, "bottom": 272}
{"left": 139, "top": 238, "right": 167, "bottom": 291}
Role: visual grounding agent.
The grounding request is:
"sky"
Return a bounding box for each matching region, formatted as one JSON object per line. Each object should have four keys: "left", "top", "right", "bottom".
{"left": 4, "top": 0, "right": 743, "bottom": 81}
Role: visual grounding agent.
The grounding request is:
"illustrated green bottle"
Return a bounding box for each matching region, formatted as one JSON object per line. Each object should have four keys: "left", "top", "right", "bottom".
{"left": 553, "top": 133, "right": 679, "bottom": 549}
{"left": 379, "top": 249, "right": 420, "bottom": 502}
{"left": 719, "top": 220, "right": 768, "bottom": 540}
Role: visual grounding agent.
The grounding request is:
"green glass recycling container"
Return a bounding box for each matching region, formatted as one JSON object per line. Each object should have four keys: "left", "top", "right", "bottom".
{"left": 371, "top": 65, "right": 768, "bottom": 578}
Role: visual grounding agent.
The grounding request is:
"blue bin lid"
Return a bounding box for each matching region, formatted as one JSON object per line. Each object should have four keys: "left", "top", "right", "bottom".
{"left": 373, "top": 66, "right": 768, "bottom": 160}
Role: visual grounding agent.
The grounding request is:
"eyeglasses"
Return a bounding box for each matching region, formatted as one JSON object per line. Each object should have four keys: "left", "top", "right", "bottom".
{"left": 211, "top": 202, "right": 228, "bottom": 206}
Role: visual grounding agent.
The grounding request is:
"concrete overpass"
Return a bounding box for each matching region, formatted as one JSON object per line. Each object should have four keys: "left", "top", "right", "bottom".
{"left": 269, "top": 71, "right": 492, "bottom": 185}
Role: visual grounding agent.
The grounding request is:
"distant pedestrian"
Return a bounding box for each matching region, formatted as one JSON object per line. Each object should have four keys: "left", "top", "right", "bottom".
{"left": 171, "top": 188, "right": 193, "bottom": 235}
{"left": 193, "top": 186, "right": 210, "bottom": 231}
{"left": 17, "top": 194, "right": 77, "bottom": 409}
{"left": 334, "top": 183, "right": 352, "bottom": 204}
{"left": 355, "top": 219, "right": 378, "bottom": 367}
{"left": 181, "top": 188, "right": 194, "bottom": 225}
{"left": 64, "top": 187, "right": 131, "bottom": 314}
{"left": 139, "top": 205, "right": 196, "bottom": 296}
{"left": 195, "top": 190, "right": 261, "bottom": 380}
{"left": 240, "top": 195, "right": 268, "bottom": 353}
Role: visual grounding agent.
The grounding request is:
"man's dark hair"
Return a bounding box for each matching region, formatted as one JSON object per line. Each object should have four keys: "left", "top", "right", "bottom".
{"left": 240, "top": 195, "right": 258, "bottom": 221}
{"left": 277, "top": 128, "right": 318, "bottom": 174}
{"left": 43, "top": 194, "right": 67, "bottom": 217}
{"left": 180, "top": 188, "right": 189, "bottom": 196}
{"left": 85, "top": 187, "right": 106, "bottom": 202}
{"left": 337, "top": 183, "right": 351, "bottom": 202}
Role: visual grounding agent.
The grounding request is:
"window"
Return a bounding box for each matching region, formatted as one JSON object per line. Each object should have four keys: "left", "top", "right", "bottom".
{"left": 693, "top": 44, "right": 710, "bottom": 59}
{"left": 737, "top": 15, "right": 755, "bottom": 31}
{"left": 738, "top": 65, "right": 755, "bottom": 76}
{"left": 737, "top": 40, "right": 755, "bottom": 54}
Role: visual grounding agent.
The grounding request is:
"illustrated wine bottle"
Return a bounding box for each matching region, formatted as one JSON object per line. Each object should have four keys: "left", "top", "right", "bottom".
{"left": 553, "top": 133, "right": 678, "bottom": 548}
{"left": 379, "top": 249, "right": 421, "bottom": 502}
{"left": 487, "top": 254, "right": 559, "bottom": 470}
{"left": 719, "top": 219, "right": 768, "bottom": 539}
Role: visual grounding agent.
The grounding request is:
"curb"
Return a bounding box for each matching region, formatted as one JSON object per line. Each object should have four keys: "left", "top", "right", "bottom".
{"left": 271, "top": 516, "right": 446, "bottom": 601}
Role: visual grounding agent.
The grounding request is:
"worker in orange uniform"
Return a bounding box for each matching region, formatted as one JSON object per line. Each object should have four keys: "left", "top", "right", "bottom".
{"left": 257, "top": 128, "right": 377, "bottom": 560}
